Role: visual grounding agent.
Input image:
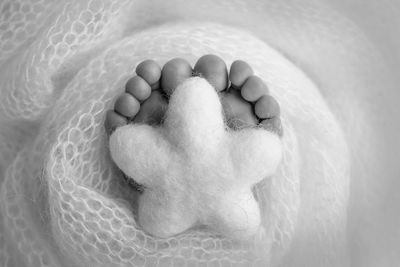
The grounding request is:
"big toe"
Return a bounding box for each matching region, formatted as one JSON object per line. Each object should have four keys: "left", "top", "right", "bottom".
{"left": 161, "top": 58, "right": 193, "bottom": 96}
{"left": 194, "top": 54, "right": 228, "bottom": 92}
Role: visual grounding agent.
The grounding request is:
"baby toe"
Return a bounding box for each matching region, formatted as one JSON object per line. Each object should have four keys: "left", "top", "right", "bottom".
{"left": 254, "top": 95, "right": 280, "bottom": 119}
{"left": 126, "top": 76, "right": 151, "bottom": 102}
{"left": 241, "top": 75, "right": 269, "bottom": 102}
{"left": 229, "top": 60, "right": 254, "bottom": 89}
{"left": 136, "top": 59, "right": 162, "bottom": 87}
{"left": 105, "top": 110, "right": 128, "bottom": 135}
{"left": 161, "top": 58, "right": 193, "bottom": 96}
{"left": 260, "top": 117, "right": 283, "bottom": 136}
{"left": 114, "top": 93, "right": 141, "bottom": 118}
{"left": 193, "top": 54, "right": 228, "bottom": 92}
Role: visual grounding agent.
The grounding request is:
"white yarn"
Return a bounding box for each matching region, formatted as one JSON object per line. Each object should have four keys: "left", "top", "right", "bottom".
{"left": 110, "top": 77, "right": 282, "bottom": 239}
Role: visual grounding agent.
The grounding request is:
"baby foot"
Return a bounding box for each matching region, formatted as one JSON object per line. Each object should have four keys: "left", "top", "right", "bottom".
{"left": 186, "top": 54, "right": 282, "bottom": 135}
{"left": 222, "top": 58, "right": 282, "bottom": 135}
{"left": 104, "top": 58, "right": 194, "bottom": 135}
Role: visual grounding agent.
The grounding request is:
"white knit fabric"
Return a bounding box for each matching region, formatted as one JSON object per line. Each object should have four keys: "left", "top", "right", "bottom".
{"left": 0, "top": 0, "right": 352, "bottom": 266}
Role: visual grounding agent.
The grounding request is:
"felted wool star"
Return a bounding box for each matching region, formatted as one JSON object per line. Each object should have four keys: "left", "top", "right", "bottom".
{"left": 109, "top": 77, "right": 282, "bottom": 239}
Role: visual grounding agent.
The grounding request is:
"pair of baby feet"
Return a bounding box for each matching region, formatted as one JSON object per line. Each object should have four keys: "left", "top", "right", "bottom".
{"left": 104, "top": 54, "right": 282, "bottom": 137}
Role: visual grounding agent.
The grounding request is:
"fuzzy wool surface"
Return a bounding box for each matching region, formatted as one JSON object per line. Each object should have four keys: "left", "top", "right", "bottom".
{"left": 110, "top": 77, "right": 283, "bottom": 239}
